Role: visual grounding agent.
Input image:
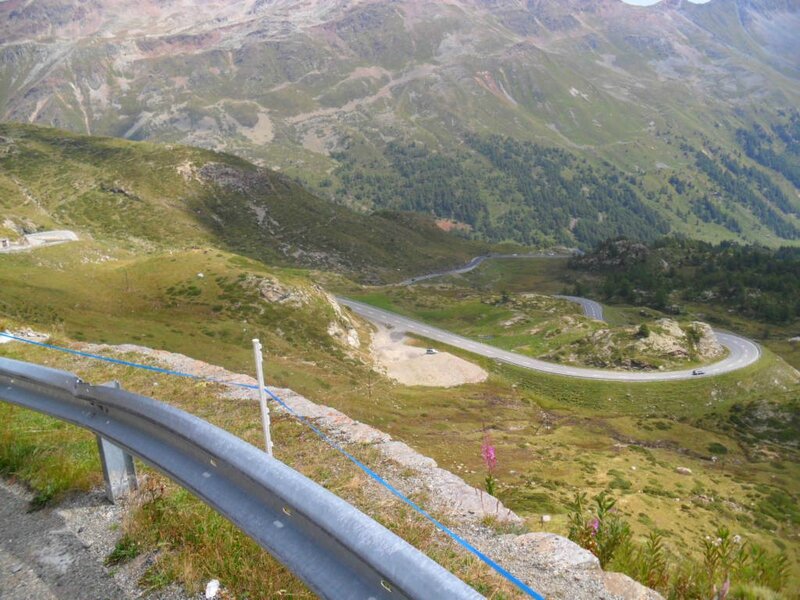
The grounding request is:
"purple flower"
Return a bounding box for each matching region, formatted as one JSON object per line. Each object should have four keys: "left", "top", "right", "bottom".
{"left": 481, "top": 434, "right": 497, "bottom": 472}
{"left": 590, "top": 518, "right": 600, "bottom": 536}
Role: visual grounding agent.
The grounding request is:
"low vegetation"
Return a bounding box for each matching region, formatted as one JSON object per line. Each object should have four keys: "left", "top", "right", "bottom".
{"left": 4, "top": 249, "right": 799, "bottom": 595}
{"left": 571, "top": 238, "right": 800, "bottom": 325}
{"left": 1, "top": 124, "right": 798, "bottom": 596}
{"left": 568, "top": 491, "right": 790, "bottom": 598}
{"left": 0, "top": 123, "right": 485, "bottom": 283}
{"left": 569, "top": 238, "right": 800, "bottom": 370}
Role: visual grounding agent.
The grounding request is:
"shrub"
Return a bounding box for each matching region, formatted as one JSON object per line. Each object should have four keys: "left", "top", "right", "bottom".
{"left": 567, "top": 491, "right": 631, "bottom": 568}
{"left": 481, "top": 432, "right": 497, "bottom": 496}
{"left": 708, "top": 442, "right": 729, "bottom": 455}
{"left": 105, "top": 535, "right": 140, "bottom": 565}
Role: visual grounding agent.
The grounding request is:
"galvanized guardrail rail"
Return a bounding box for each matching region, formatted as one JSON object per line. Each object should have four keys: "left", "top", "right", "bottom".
{"left": 0, "top": 357, "right": 484, "bottom": 600}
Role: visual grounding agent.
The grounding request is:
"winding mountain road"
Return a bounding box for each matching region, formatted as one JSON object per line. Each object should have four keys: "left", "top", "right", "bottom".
{"left": 339, "top": 299, "right": 760, "bottom": 381}
{"left": 339, "top": 255, "right": 761, "bottom": 381}
{"left": 399, "top": 253, "right": 562, "bottom": 286}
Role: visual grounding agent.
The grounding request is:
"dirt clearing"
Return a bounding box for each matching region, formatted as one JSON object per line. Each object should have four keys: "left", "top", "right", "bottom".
{"left": 370, "top": 324, "right": 488, "bottom": 387}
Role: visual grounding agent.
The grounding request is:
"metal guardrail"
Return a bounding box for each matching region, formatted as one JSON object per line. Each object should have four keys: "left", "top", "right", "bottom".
{"left": 0, "top": 357, "right": 484, "bottom": 600}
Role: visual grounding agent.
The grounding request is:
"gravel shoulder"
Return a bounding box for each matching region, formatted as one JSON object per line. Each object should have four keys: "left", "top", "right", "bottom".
{"left": 0, "top": 479, "right": 125, "bottom": 600}
{"left": 0, "top": 479, "right": 191, "bottom": 600}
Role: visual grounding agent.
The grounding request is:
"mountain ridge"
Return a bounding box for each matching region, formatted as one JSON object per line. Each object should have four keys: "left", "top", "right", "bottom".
{"left": 1, "top": 0, "right": 799, "bottom": 246}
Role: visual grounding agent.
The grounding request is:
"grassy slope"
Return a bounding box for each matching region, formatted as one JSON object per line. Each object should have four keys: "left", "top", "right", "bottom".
{"left": 344, "top": 285, "right": 722, "bottom": 370}
{"left": 0, "top": 242, "right": 381, "bottom": 389}
{"left": 337, "top": 258, "right": 800, "bottom": 586}
{"left": 297, "top": 4, "right": 800, "bottom": 249}
{"left": 5, "top": 2, "right": 799, "bottom": 249}
{"left": 456, "top": 256, "right": 800, "bottom": 371}
{"left": 0, "top": 127, "right": 798, "bottom": 593}
{"left": 1, "top": 249, "right": 799, "bottom": 590}
{"left": 0, "top": 123, "right": 486, "bottom": 283}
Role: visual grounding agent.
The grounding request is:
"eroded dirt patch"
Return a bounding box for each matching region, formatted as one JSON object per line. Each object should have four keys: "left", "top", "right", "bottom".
{"left": 370, "top": 324, "right": 488, "bottom": 387}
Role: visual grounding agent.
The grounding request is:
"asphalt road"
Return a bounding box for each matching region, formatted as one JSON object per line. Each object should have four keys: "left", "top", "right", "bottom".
{"left": 402, "top": 254, "right": 606, "bottom": 321}
{"left": 399, "top": 253, "right": 566, "bottom": 286}
{"left": 338, "top": 298, "right": 761, "bottom": 382}
{"left": 554, "top": 295, "right": 604, "bottom": 321}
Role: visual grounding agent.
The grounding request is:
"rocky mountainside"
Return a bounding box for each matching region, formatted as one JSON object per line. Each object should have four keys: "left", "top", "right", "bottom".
{"left": 2, "top": 0, "right": 799, "bottom": 246}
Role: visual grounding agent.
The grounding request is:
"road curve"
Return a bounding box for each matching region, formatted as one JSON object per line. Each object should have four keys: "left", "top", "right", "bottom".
{"left": 402, "top": 254, "right": 607, "bottom": 321}
{"left": 554, "top": 295, "right": 604, "bottom": 321}
{"left": 338, "top": 298, "right": 761, "bottom": 382}
{"left": 399, "top": 253, "right": 564, "bottom": 286}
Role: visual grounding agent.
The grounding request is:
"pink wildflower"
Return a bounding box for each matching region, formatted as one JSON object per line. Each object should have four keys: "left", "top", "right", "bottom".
{"left": 481, "top": 433, "right": 497, "bottom": 472}
{"left": 590, "top": 518, "right": 600, "bottom": 536}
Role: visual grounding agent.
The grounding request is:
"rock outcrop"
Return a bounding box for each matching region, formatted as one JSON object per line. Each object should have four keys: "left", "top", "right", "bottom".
{"left": 323, "top": 291, "right": 361, "bottom": 349}
{"left": 252, "top": 276, "right": 311, "bottom": 307}
{"left": 547, "top": 318, "right": 723, "bottom": 371}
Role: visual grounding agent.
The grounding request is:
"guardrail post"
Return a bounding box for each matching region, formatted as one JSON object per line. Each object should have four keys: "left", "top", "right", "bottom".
{"left": 96, "top": 381, "right": 138, "bottom": 503}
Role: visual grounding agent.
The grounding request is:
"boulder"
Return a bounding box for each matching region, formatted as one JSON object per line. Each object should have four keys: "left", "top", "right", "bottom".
{"left": 512, "top": 533, "right": 600, "bottom": 572}
{"left": 603, "top": 572, "right": 664, "bottom": 600}
{"left": 254, "top": 276, "right": 310, "bottom": 306}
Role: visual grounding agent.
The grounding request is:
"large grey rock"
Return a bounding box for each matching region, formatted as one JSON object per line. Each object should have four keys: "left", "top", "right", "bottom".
{"left": 603, "top": 572, "right": 664, "bottom": 600}
{"left": 513, "top": 532, "right": 600, "bottom": 571}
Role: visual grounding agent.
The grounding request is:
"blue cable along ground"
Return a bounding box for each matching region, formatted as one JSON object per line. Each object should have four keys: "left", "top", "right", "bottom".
{"left": 0, "top": 332, "right": 545, "bottom": 600}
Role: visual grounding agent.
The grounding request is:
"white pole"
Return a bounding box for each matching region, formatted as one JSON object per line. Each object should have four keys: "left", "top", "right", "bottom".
{"left": 252, "top": 338, "right": 273, "bottom": 456}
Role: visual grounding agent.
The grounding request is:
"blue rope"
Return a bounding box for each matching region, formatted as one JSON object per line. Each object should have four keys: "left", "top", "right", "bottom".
{"left": 0, "top": 332, "right": 544, "bottom": 600}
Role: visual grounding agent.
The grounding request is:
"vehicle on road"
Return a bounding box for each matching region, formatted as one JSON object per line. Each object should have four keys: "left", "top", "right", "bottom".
{"left": 692, "top": 369, "right": 705, "bottom": 376}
